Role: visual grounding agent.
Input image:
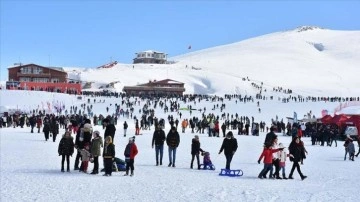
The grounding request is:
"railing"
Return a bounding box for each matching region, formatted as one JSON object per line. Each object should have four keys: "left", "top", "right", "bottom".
{"left": 17, "top": 72, "right": 51, "bottom": 77}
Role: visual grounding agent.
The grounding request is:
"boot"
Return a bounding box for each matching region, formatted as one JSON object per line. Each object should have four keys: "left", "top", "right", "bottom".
{"left": 61, "top": 165, "right": 64, "bottom": 172}
{"left": 282, "top": 174, "right": 288, "bottom": 180}
{"left": 276, "top": 174, "right": 282, "bottom": 179}
{"left": 156, "top": 162, "right": 159, "bottom": 166}
{"left": 123, "top": 170, "right": 129, "bottom": 176}
{"left": 168, "top": 163, "right": 172, "bottom": 167}
{"left": 190, "top": 163, "right": 193, "bottom": 169}
{"left": 301, "top": 175, "right": 307, "bottom": 180}
{"left": 130, "top": 170, "right": 134, "bottom": 177}
{"left": 288, "top": 174, "right": 293, "bottom": 179}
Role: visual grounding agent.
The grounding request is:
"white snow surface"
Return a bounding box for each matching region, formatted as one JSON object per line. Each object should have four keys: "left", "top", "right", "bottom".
{"left": 63, "top": 27, "right": 360, "bottom": 97}
{"left": 1, "top": 90, "right": 360, "bottom": 202}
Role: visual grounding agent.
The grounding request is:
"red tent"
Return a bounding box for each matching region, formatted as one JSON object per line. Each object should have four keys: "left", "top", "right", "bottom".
{"left": 320, "top": 115, "right": 332, "bottom": 124}
{"left": 330, "top": 114, "right": 349, "bottom": 126}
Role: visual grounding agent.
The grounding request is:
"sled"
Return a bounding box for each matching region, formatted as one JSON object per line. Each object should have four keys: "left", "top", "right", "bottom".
{"left": 199, "top": 164, "right": 216, "bottom": 170}
{"left": 219, "top": 168, "right": 243, "bottom": 177}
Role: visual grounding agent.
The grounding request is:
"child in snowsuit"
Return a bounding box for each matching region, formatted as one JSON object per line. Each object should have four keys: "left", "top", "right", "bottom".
{"left": 78, "top": 143, "right": 91, "bottom": 173}
{"left": 258, "top": 142, "right": 282, "bottom": 179}
{"left": 278, "top": 143, "right": 288, "bottom": 179}
{"left": 348, "top": 139, "right": 355, "bottom": 161}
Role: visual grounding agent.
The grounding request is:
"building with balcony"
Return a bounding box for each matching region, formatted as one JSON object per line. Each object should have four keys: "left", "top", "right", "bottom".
{"left": 7, "top": 63, "right": 81, "bottom": 94}
{"left": 133, "top": 50, "right": 168, "bottom": 64}
{"left": 123, "top": 79, "right": 185, "bottom": 96}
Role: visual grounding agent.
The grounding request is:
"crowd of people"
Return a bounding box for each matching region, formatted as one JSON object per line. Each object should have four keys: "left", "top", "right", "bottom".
{"left": 2, "top": 92, "right": 360, "bottom": 179}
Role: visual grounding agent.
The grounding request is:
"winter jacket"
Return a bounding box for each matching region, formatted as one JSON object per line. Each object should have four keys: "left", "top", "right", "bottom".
{"left": 75, "top": 124, "right": 92, "bottom": 149}
{"left": 279, "top": 150, "right": 288, "bottom": 163}
{"left": 219, "top": 137, "right": 238, "bottom": 155}
{"left": 191, "top": 138, "right": 204, "bottom": 155}
{"left": 152, "top": 129, "right": 166, "bottom": 147}
{"left": 288, "top": 141, "right": 305, "bottom": 162}
{"left": 91, "top": 136, "right": 103, "bottom": 157}
{"left": 58, "top": 135, "right": 74, "bottom": 156}
{"left": 123, "top": 122, "right": 128, "bottom": 129}
{"left": 104, "top": 124, "right": 116, "bottom": 140}
{"left": 348, "top": 142, "right": 355, "bottom": 154}
{"left": 79, "top": 149, "right": 91, "bottom": 161}
{"left": 43, "top": 121, "right": 51, "bottom": 132}
{"left": 103, "top": 143, "right": 115, "bottom": 159}
{"left": 166, "top": 130, "right": 180, "bottom": 148}
{"left": 258, "top": 148, "right": 280, "bottom": 164}
{"left": 51, "top": 121, "right": 59, "bottom": 135}
{"left": 124, "top": 143, "right": 138, "bottom": 160}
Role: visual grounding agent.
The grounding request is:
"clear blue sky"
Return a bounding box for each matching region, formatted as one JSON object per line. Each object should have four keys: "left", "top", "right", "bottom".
{"left": 1, "top": 0, "right": 359, "bottom": 80}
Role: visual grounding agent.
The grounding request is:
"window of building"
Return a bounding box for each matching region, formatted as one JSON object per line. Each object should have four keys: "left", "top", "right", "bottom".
{"left": 33, "top": 78, "right": 49, "bottom": 83}
{"left": 147, "top": 53, "right": 150, "bottom": 57}
{"left": 19, "top": 77, "right": 31, "bottom": 82}
{"left": 20, "top": 67, "right": 32, "bottom": 74}
{"left": 33, "top": 67, "right": 43, "bottom": 74}
{"left": 141, "top": 54, "right": 145, "bottom": 57}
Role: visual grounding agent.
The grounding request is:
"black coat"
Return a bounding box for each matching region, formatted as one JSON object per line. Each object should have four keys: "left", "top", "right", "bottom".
{"left": 104, "top": 124, "right": 116, "bottom": 140}
{"left": 43, "top": 122, "right": 51, "bottom": 132}
{"left": 152, "top": 129, "right": 166, "bottom": 146}
{"left": 289, "top": 142, "right": 305, "bottom": 162}
{"left": 103, "top": 143, "right": 115, "bottom": 158}
{"left": 58, "top": 136, "right": 74, "bottom": 156}
{"left": 219, "top": 138, "right": 238, "bottom": 155}
{"left": 75, "top": 125, "right": 92, "bottom": 149}
{"left": 166, "top": 130, "right": 180, "bottom": 148}
{"left": 191, "top": 139, "right": 203, "bottom": 155}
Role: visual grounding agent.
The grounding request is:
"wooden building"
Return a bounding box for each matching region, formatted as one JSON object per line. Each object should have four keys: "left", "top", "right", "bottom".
{"left": 7, "top": 64, "right": 81, "bottom": 94}
{"left": 133, "top": 50, "right": 167, "bottom": 64}
{"left": 123, "top": 79, "right": 185, "bottom": 96}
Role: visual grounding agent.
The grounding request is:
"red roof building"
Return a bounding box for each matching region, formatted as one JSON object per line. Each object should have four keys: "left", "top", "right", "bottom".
{"left": 7, "top": 63, "right": 81, "bottom": 94}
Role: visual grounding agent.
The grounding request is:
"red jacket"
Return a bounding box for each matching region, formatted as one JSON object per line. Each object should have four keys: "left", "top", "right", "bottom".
{"left": 258, "top": 148, "right": 280, "bottom": 164}
{"left": 124, "top": 143, "right": 138, "bottom": 159}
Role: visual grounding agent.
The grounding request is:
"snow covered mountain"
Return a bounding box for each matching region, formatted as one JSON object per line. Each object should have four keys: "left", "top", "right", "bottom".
{"left": 65, "top": 26, "right": 360, "bottom": 97}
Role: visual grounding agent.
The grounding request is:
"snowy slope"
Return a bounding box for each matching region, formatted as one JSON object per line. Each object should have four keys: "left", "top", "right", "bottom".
{"left": 1, "top": 94, "right": 360, "bottom": 202}
{"left": 64, "top": 26, "right": 360, "bottom": 96}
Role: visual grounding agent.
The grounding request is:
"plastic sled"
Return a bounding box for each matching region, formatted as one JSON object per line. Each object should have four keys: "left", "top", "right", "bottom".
{"left": 219, "top": 169, "right": 243, "bottom": 177}
{"left": 199, "top": 164, "right": 216, "bottom": 170}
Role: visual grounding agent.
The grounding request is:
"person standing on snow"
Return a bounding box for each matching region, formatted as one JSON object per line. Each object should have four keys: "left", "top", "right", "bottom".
{"left": 190, "top": 135, "right": 204, "bottom": 169}
{"left": 58, "top": 131, "right": 74, "bottom": 172}
{"left": 166, "top": 126, "right": 180, "bottom": 167}
{"left": 218, "top": 131, "right": 238, "bottom": 170}
{"left": 152, "top": 125, "right": 166, "bottom": 166}
{"left": 124, "top": 137, "right": 138, "bottom": 176}
{"left": 103, "top": 118, "right": 116, "bottom": 141}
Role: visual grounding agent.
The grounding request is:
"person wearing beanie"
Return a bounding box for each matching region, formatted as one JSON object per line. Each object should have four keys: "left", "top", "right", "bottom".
{"left": 218, "top": 131, "right": 238, "bottom": 170}
{"left": 124, "top": 137, "right": 138, "bottom": 176}
{"left": 166, "top": 126, "right": 180, "bottom": 167}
